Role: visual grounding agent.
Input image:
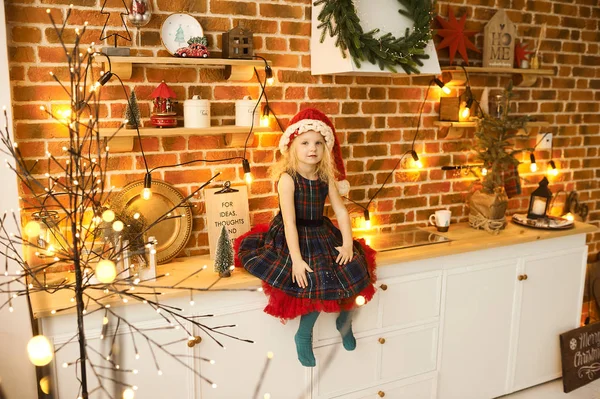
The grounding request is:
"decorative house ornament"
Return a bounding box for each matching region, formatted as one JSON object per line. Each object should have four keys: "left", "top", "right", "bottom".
{"left": 527, "top": 177, "right": 552, "bottom": 219}
{"left": 150, "top": 81, "right": 177, "bottom": 128}
{"left": 311, "top": 0, "right": 441, "bottom": 75}
{"left": 435, "top": 9, "right": 480, "bottom": 65}
{"left": 483, "top": 9, "right": 515, "bottom": 68}
{"left": 184, "top": 95, "right": 210, "bottom": 128}
{"left": 222, "top": 25, "right": 254, "bottom": 59}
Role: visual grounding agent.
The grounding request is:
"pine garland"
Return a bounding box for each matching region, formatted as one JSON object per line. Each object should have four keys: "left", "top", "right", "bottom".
{"left": 314, "top": 0, "right": 434, "bottom": 74}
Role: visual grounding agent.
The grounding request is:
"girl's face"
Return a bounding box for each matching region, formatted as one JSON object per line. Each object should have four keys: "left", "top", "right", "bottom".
{"left": 292, "top": 130, "right": 325, "bottom": 167}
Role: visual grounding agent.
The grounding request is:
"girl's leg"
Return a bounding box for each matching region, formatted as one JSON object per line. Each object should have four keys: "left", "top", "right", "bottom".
{"left": 336, "top": 310, "right": 356, "bottom": 351}
{"left": 294, "top": 311, "right": 320, "bottom": 367}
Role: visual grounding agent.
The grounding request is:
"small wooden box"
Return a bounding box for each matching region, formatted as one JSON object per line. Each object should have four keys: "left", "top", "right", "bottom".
{"left": 439, "top": 97, "right": 460, "bottom": 121}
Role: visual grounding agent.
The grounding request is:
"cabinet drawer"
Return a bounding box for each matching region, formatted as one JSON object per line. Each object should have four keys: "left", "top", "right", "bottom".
{"left": 380, "top": 325, "right": 438, "bottom": 381}
{"left": 342, "top": 377, "right": 435, "bottom": 399}
{"left": 313, "top": 324, "right": 438, "bottom": 398}
{"left": 380, "top": 272, "right": 442, "bottom": 329}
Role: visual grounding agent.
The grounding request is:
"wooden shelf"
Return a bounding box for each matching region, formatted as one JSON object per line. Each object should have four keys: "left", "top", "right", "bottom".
{"left": 95, "top": 56, "right": 271, "bottom": 81}
{"left": 434, "top": 121, "right": 550, "bottom": 128}
{"left": 441, "top": 66, "right": 555, "bottom": 87}
{"left": 434, "top": 120, "right": 550, "bottom": 139}
{"left": 99, "top": 126, "right": 273, "bottom": 152}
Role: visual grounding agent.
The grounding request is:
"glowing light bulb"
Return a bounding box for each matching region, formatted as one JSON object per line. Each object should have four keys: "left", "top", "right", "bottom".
{"left": 355, "top": 295, "right": 366, "bottom": 306}
{"left": 260, "top": 114, "right": 269, "bottom": 127}
{"left": 481, "top": 168, "right": 488, "bottom": 176}
{"left": 27, "top": 335, "right": 54, "bottom": 366}
{"left": 530, "top": 163, "right": 538, "bottom": 172}
{"left": 122, "top": 388, "right": 135, "bottom": 399}
{"left": 565, "top": 213, "right": 575, "bottom": 221}
{"left": 112, "top": 220, "right": 124, "bottom": 232}
{"left": 24, "top": 221, "right": 41, "bottom": 238}
{"left": 95, "top": 259, "right": 117, "bottom": 284}
{"left": 141, "top": 188, "right": 152, "bottom": 200}
{"left": 242, "top": 159, "right": 253, "bottom": 184}
{"left": 460, "top": 107, "right": 470, "bottom": 119}
{"left": 102, "top": 210, "right": 115, "bottom": 222}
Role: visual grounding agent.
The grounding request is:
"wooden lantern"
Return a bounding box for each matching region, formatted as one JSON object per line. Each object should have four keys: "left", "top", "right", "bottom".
{"left": 222, "top": 25, "right": 253, "bottom": 59}
{"left": 483, "top": 9, "right": 516, "bottom": 68}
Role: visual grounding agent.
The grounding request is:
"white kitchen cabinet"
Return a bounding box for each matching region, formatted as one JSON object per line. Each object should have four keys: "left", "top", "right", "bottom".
{"left": 438, "top": 259, "right": 519, "bottom": 399}
{"left": 38, "top": 225, "right": 593, "bottom": 399}
{"left": 510, "top": 247, "right": 587, "bottom": 392}
{"left": 438, "top": 242, "right": 588, "bottom": 399}
{"left": 313, "top": 271, "right": 442, "bottom": 399}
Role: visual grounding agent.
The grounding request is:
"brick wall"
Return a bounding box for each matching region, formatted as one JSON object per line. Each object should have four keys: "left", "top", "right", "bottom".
{"left": 4, "top": 0, "right": 599, "bottom": 262}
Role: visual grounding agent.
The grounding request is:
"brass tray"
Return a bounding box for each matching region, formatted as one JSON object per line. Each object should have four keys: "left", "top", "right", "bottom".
{"left": 112, "top": 180, "right": 192, "bottom": 264}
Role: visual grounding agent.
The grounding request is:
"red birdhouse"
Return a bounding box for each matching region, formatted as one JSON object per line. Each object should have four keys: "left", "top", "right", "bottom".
{"left": 150, "top": 81, "right": 177, "bottom": 128}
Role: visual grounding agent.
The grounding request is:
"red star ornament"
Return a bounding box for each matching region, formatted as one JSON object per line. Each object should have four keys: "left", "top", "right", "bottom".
{"left": 436, "top": 9, "right": 480, "bottom": 65}
{"left": 515, "top": 40, "right": 533, "bottom": 68}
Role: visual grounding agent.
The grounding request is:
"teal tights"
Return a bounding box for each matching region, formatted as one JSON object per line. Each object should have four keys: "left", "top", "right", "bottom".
{"left": 294, "top": 311, "right": 356, "bottom": 367}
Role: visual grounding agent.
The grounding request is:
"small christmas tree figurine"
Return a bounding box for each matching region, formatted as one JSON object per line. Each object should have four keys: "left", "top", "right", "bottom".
{"left": 124, "top": 90, "right": 141, "bottom": 129}
{"left": 214, "top": 225, "right": 233, "bottom": 277}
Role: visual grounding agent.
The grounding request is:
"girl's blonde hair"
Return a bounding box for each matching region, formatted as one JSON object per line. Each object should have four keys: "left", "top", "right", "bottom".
{"left": 270, "top": 136, "right": 336, "bottom": 183}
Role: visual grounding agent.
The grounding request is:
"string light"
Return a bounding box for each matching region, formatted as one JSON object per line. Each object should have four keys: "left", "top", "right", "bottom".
{"left": 24, "top": 220, "right": 41, "bottom": 238}
{"left": 102, "top": 209, "right": 115, "bottom": 222}
{"left": 142, "top": 173, "right": 152, "bottom": 200}
{"left": 363, "top": 209, "right": 371, "bottom": 229}
{"left": 27, "top": 335, "right": 54, "bottom": 366}
{"left": 265, "top": 64, "right": 274, "bottom": 85}
{"left": 530, "top": 153, "right": 537, "bottom": 172}
{"left": 242, "top": 159, "right": 253, "bottom": 184}
{"left": 410, "top": 150, "right": 423, "bottom": 169}
{"left": 461, "top": 97, "right": 474, "bottom": 119}
{"left": 260, "top": 105, "right": 270, "bottom": 127}
{"left": 548, "top": 160, "right": 558, "bottom": 176}
{"left": 433, "top": 77, "right": 451, "bottom": 95}
{"left": 481, "top": 167, "right": 488, "bottom": 176}
{"left": 95, "top": 259, "right": 117, "bottom": 284}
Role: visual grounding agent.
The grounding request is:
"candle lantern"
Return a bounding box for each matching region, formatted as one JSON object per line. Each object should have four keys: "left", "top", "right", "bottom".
{"left": 150, "top": 81, "right": 177, "bottom": 128}
{"left": 527, "top": 177, "right": 552, "bottom": 219}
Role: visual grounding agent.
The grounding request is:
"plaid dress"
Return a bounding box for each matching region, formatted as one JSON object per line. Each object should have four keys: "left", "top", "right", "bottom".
{"left": 235, "top": 174, "right": 376, "bottom": 320}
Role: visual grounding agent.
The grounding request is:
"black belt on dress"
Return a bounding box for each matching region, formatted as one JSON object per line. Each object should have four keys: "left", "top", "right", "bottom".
{"left": 296, "top": 218, "right": 324, "bottom": 227}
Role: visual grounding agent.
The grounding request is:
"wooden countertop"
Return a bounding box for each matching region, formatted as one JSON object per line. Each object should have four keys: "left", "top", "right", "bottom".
{"left": 30, "top": 221, "right": 597, "bottom": 318}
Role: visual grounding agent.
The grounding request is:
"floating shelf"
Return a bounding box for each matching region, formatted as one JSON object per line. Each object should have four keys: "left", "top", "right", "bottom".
{"left": 99, "top": 126, "right": 273, "bottom": 152}
{"left": 434, "top": 120, "right": 550, "bottom": 139}
{"left": 441, "top": 66, "right": 555, "bottom": 87}
{"left": 434, "top": 121, "right": 550, "bottom": 128}
{"left": 95, "top": 56, "right": 271, "bottom": 81}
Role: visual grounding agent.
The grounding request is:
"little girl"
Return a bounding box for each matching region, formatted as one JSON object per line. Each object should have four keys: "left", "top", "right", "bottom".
{"left": 235, "top": 108, "right": 376, "bottom": 367}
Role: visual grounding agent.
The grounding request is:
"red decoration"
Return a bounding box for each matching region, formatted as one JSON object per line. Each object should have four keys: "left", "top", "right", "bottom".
{"left": 436, "top": 9, "right": 480, "bottom": 65}
{"left": 515, "top": 40, "right": 533, "bottom": 68}
{"left": 150, "top": 81, "right": 177, "bottom": 128}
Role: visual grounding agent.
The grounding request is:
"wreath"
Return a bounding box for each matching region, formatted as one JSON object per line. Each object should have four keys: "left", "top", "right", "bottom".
{"left": 314, "top": 0, "right": 434, "bottom": 74}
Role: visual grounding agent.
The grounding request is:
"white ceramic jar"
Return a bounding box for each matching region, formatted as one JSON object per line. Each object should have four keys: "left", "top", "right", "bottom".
{"left": 235, "top": 96, "right": 260, "bottom": 127}
{"left": 184, "top": 95, "right": 210, "bottom": 128}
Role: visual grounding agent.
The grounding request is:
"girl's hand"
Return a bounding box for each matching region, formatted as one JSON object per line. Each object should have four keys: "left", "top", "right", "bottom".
{"left": 292, "top": 260, "right": 314, "bottom": 289}
{"left": 335, "top": 246, "right": 353, "bottom": 265}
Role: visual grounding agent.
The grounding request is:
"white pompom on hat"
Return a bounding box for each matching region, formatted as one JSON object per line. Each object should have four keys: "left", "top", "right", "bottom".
{"left": 278, "top": 108, "right": 349, "bottom": 195}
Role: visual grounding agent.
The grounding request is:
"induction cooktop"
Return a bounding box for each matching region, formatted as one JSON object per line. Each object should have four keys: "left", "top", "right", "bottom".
{"left": 365, "top": 229, "right": 451, "bottom": 252}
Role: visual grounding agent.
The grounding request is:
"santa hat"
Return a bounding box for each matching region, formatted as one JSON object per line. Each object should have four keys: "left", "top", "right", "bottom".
{"left": 278, "top": 108, "right": 349, "bottom": 195}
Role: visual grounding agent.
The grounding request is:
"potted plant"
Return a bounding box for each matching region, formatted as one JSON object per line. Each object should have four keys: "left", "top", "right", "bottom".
{"left": 469, "top": 82, "right": 530, "bottom": 232}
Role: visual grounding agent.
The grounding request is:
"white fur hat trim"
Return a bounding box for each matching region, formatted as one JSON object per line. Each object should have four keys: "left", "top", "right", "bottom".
{"left": 279, "top": 119, "right": 334, "bottom": 153}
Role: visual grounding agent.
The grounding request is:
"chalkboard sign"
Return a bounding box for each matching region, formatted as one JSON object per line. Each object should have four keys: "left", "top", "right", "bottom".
{"left": 559, "top": 322, "right": 600, "bottom": 393}
{"left": 204, "top": 184, "right": 250, "bottom": 259}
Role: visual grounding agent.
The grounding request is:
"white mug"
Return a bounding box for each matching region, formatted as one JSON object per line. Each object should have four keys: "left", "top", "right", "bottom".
{"left": 429, "top": 210, "right": 451, "bottom": 232}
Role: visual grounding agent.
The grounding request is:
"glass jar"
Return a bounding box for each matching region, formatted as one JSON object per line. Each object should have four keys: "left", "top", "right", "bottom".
{"left": 128, "top": 0, "right": 152, "bottom": 27}
{"left": 489, "top": 94, "right": 505, "bottom": 119}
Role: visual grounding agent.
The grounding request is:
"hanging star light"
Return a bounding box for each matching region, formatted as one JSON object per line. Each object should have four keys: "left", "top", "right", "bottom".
{"left": 515, "top": 40, "right": 533, "bottom": 68}
{"left": 435, "top": 8, "right": 480, "bottom": 65}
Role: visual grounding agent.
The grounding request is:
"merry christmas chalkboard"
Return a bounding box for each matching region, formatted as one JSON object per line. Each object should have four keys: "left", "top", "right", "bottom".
{"left": 560, "top": 322, "right": 600, "bottom": 393}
